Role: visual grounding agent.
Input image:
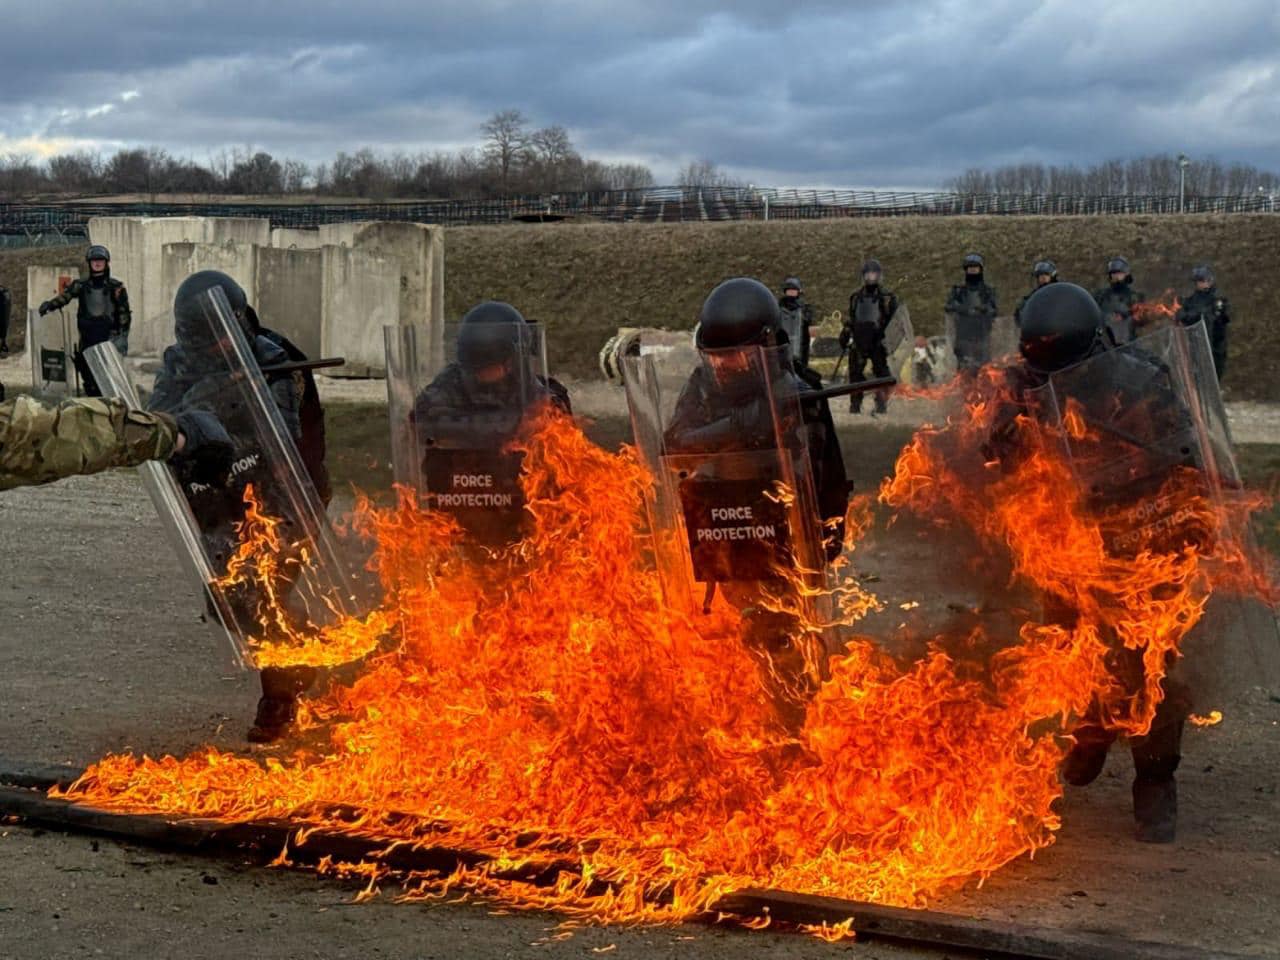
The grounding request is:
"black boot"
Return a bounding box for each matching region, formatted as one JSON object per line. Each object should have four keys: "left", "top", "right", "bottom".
{"left": 247, "top": 666, "right": 317, "bottom": 743}
{"left": 1133, "top": 776, "right": 1177, "bottom": 843}
{"left": 1062, "top": 725, "right": 1114, "bottom": 786}
{"left": 247, "top": 696, "right": 298, "bottom": 744}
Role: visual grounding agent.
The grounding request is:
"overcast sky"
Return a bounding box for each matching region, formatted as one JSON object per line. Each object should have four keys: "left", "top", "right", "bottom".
{"left": 3, "top": 0, "right": 1278, "bottom": 188}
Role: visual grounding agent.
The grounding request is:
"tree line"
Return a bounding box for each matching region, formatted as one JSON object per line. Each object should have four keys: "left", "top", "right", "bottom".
{"left": 948, "top": 153, "right": 1280, "bottom": 197}
{"left": 0, "top": 110, "right": 658, "bottom": 200}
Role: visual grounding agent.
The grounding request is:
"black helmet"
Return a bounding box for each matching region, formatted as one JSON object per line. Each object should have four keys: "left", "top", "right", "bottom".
{"left": 173, "top": 270, "right": 250, "bottom": 348}
{"left": 462, "top": 300, "right": 526, "bottom": 326}
{"left": 781, "top": 276, "right": 803, "bottom": 294}
{"left": 457, "top": 316, "right": 524, "bottom": 373}
{"left": 1032, "top": 259, "right": 1058, "bottom": 279}
{"left": 861, "top": 258, "right": 883, "bottom": 278}
{"left": 86, "top": 244, "right": 110, "bottom": 263}
{"left": 1191, "top": 264, "right": 1215, "bottom": 284}
{"left": 963, "top": 252, "right": 984, "bottom": 270}
{"left": 1106, "top": 256, "right": 1131, "bottom": 276}
{"left": 695, "top": 278, "right": 780, "bottom": 350}
{"left": 1018, "top": 282, "right": 1103, "bottom": 373}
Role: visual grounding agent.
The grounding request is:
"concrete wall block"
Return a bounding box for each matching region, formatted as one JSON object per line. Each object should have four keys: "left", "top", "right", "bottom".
{"left": 88, "top": 216, "right": 270, "bottom": 355}
{"left": 253, "top": 246, "right": 324, "bottom": 361}
{"left": 320, "top": 246, "right": 400, "bottom": 377}
{"left": 270, "top": 228, "right": 322, "bottom": 250}
{"left": 25, "top": 265, "right": 84, "bottom": 396}
{"left": 155, "top": 241, "right": 260, "bottom": 349}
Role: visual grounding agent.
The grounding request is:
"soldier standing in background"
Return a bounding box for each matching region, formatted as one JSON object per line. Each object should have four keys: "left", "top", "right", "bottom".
{"left": 777, "top": 276, "right": 815, "bottom": 372}
{"left": 37, "top": 244, "right": 132, "bottom": 397}
{"left": 944, "top": 253, "right": 999, "bottom": 376}
{"left": 1014, "top": 259, "right": 1059, "bottom": 328}
{"left": 1093, "top": 256, "right": 1146, "bottom": 345}
{"left": 841, "top": 258, "right": 899, "bottom": 415}
{"left": 1175, "top": 265, "right": 1230, "bottom": 381}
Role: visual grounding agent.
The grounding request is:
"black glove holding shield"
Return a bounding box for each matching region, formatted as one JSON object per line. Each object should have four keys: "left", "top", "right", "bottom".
{"left": 173, "top": 410, "right": 234, "bottom": 487}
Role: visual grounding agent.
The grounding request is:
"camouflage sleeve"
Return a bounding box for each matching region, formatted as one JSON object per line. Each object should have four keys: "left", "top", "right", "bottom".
{"left": 0, "top": 396, "right": 179, "bottom": 492}
{"left": 45, "top": 279, "right": 81, "bottom": 311}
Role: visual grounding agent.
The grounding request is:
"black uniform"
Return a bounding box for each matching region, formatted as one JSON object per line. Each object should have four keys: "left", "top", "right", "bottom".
{"left": 412, "top": 355, "right": 569, "bottom": 547}
{"left": 1093, "top": 278, "right": 1146, "bottom": 345}
{"left": 664, "top": 361, "right": 850, "bottom": 551}
{"left": 945, "top": 276, "right": 999, "bottom": 373}
{"left": 1014, "top": 280, "right": 1056, "bottom": 328}
{"left": 841, "top": 285, "right": 899, "bottom": 413}
{"left": 41, "top": 274, "right": 132, "bottom": 397}
{"left": 997, "top": 282, "right": 1200, "bottom": 842}
{"left": 1175, "top": 287, "right": 1230, "bottom": 380}
{"left": 243, "top": 307, "right": 331, "bottom": 504}
{"left": 777, "top": 295, "right": 815, "bottom": 369}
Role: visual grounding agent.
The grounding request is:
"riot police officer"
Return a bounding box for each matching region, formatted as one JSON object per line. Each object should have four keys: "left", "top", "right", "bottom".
{"left": 944, "top": 253, "right": 999, "bottom": 375}
{"left": 1013, "top": 259, "right": 1058, "bottom": 329}
{"left": 840, "top": 259, "right": 899, "bottom": 414}
{"left": 150, "top": 270, "right": 324, "bottom": 745}
{"left": 410, "top": 302, "right": 571, "bottom": 546}
{"left": 1093, "top": 255, "right": 1146, "bottom": 345}
{"left": 1175, "top": 265, "right": 1230, "bottom": 380}
{"left": 1003, "top": 282, "right": 1195, "bottom": 843}
{"left": 663, "top": 278, "right": 851, "bottom": 726}
{"left": 37, "top": 244, "right": 132, "bottom": 397}
{"left": 777, "top": 276, "right": 815, "bottom": 371}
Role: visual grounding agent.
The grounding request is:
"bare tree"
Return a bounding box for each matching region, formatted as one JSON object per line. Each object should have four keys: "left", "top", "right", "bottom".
{"left": 482, "top": 109, "right": 531, "bottom": 192}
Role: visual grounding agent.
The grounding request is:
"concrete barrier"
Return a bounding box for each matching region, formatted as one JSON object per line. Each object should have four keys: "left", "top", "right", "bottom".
{"left": 87, "top": 216, "right": 441, "bottom": 377}
{"left": 255, "top": 246, "right": 325, "bottom": 361}
{"left": 269, "top": 228, "right": 321, "bottom": 250}
{"left": 88, "top": 217, "right": 271, "bottom": 354}
{"left": 315, "top": 221, "right": 445, "bottom": 366}
{"left": 25, "top": 265, "right": 83, "bottom": 396}
{"left": 321, "top": 246, "right": 400, "bottom": 376}
{"left": 156, "top": 241, "right": 260, "bottom": 346}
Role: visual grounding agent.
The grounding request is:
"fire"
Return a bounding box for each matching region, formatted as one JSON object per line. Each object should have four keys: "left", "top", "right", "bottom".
{"left": 1132, "top": 291, "right": 1181, "bottom": 328}
{"left": 52, "top": 376, "right": 1276, "bottom": 929}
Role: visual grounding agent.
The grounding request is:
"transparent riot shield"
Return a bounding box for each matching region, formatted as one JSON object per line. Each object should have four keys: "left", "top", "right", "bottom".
{"left": 622, "top": 343, "right": 833, "bottom": 629}
{"left": 27, "top": 307, "right": 79, "bottom": 397}
{"left": 86, "top": 286, "right": 356, "bottom": 667}
{"left": 385, "top": 319, "right": 552, "bottom": 545}
{"left": 883, "top": 304, "right": 914, "bottom": 381}
{"left": 1031, "top": 322, "right": 1280, "bottom": 705}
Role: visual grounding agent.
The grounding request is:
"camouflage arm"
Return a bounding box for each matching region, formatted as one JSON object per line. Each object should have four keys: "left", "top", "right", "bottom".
{"left": 0, "top": 396, "right": 179, "bottom": 491}
{"left": 43, "top": 279, "right": 81, "bottom": 311}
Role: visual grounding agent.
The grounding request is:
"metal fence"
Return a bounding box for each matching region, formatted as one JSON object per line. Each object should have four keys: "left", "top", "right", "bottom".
{"left": 1, "top": 187, "right": 1275, "bottom": 243}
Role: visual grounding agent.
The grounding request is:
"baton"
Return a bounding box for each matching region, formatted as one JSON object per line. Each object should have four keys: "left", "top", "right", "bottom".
{"left": 806, "top": 376, "right": 897, "bottom": 403}
{"left": 259, "top": 357, "right": 346, "bottom": 375}
{"left": 829, "top": 349, "right": 846, "bottom": 385}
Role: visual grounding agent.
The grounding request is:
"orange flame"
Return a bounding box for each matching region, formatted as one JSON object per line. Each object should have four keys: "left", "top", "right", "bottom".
{"left": 54, "top": 387, "right": 1276, "bottom": 929}
{"left": 1132, "top": 290, "right": 1181, "bottom": 328}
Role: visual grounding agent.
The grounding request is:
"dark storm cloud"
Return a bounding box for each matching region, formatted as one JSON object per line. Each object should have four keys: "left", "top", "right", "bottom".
{"left": 3, "top": 0, "right": 1278, "bottom": 186}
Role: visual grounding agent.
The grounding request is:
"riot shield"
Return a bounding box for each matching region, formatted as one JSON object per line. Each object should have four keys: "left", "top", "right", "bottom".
{"left": 385, "top": 320, "right": 551, "bottom": 545}
{"left": 622, "top": 343, "right": 833, "bottom": 629}
{"left": 27, "top": 307, "right": 79, "bottom": 397}
{"left": 883, "top": 304, "right": 913, "bottom": 381}
{"left": 86, "top": 286, "right": 355, "bottom": 667}
{"left": 1031, "top": 323, "right": 1280, "bottom": 704}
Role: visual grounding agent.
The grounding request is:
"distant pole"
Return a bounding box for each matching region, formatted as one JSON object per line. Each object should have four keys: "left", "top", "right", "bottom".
{"left": 1177, "top": 153, "right": 1190, "bottom": 213}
